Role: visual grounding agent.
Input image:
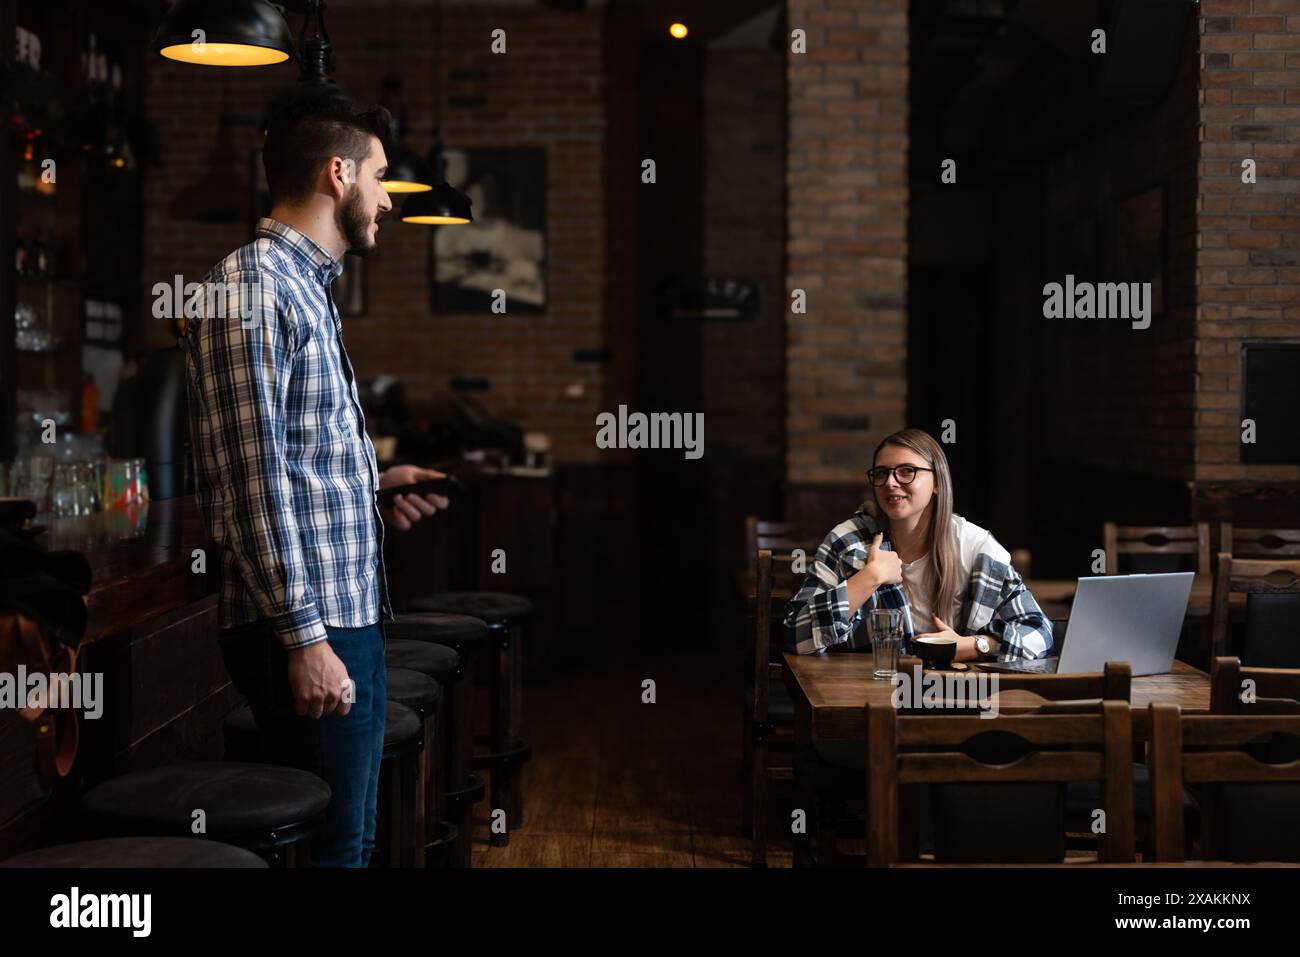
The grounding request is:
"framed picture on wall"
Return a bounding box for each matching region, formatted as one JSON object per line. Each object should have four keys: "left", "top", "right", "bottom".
{"left": 428, "top": 147, "right": 547, "bottom": 314}
{"left": 1113, "top": 182, "right": 1166, "bottom": 318}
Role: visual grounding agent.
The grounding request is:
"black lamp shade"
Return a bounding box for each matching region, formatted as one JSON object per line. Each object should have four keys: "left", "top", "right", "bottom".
{"left": 400, "top": 183, "right": 473, "bottom": 225}
{"left": 154, "top": 0, "right": 296, "bottom": 67}
{"left": 382, "top": 143, "right": 434, "bottom": 194}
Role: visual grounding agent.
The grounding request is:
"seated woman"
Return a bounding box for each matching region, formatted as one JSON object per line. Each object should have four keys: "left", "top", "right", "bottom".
{"left": 785, "top": 428, "right": 1051, "bottom": 660}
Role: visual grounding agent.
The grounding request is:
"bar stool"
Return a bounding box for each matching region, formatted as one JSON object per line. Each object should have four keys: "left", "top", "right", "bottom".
{"left": 1, "top": 836, "right": 268, "bottom": 868}
{"left": 404, "top": 596, "right": 534, "bottom": 842}
{"left": 222, "top": 702, "right": 426, "bottom": 868}
{"left": 389, "top": 611, "right": 530, "bottom": 847}
{"left": 386, "top": 634, "right": 484, "bottom": 865}
{"left": 80, "top": 762, "right": 330, "bottom": 866}
{"left": 384, "top": 667, "right": 442, "bottom": 867}
{"left": 374, "top": 699, "right": 424, "bottom": 868}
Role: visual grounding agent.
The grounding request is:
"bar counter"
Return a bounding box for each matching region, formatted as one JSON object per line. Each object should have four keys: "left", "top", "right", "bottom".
{"left": 1, "top": 497, "right": 229, "bottom": 858}
{"left": 38, "top": 496, "right": 217, "bottom": 644}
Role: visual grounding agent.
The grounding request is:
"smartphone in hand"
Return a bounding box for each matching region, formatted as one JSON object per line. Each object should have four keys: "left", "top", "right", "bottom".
{"left": 376, "top": 475, "right": 464, "bottom": 507}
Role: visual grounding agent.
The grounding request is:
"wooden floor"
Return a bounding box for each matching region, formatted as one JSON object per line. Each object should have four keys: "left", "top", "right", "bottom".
{"left": 466, "top": 645, "right": 792, "bottom": 868}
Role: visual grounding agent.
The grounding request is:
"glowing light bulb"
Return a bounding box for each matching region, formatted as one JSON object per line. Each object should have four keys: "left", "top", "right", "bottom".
{"left": 669, "top": 23, "right": 688, "bottom": 39}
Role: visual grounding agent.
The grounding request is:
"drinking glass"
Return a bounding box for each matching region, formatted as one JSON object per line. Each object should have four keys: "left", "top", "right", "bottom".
{"left": 132, "top": 458, "right": 150, "bottom": 504}
{"left": 105, "top": 458, "right": 133, "bottom": 509}
{"left": 72, "top": 463, "right": 95, "bottom": 515}
{"left": 13, "top": 455, "right": 53, "bottom": 514}
{"left": 52, "top": 463, "right": 77, "bottom": 517}
{"left": 869, "top": 608, "right": 904, "bottom": 680}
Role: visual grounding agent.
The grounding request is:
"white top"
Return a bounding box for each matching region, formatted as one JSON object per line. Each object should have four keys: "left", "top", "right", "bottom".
{"left": 898, "top": 516, "right": 1009, "bottom": 634}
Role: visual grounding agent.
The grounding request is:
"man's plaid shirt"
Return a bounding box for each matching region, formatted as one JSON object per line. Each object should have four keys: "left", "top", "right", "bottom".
{"left": 182, "top": 217, "right": 389, "bottom": 650}
{"left": 784, "top": 510, "right": 1052, "bottom": 658}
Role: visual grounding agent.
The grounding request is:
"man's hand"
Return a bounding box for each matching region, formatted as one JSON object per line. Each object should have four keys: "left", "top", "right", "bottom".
{"left": 287, "top": 641, "right": 353, "bottom": 718}
{"left": 379, "top": 465, "right": 452, "bottom": 531}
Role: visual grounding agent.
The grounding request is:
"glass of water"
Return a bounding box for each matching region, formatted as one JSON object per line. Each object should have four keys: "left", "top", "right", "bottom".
{"left": 869, "top": 608, "right": 904, "bottom": 680}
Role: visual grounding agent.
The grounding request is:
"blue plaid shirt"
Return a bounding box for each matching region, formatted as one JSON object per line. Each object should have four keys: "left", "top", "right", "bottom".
{"left": 182, "top": 217, "right": 389, "bottom": 649}
{"left": 784, "top": 510, "right": 1052, "bottom": 659}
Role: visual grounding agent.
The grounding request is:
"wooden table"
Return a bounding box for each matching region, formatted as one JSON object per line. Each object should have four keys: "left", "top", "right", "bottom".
{"left": 782, "top": 653, "right": 1210, "bottom": 743}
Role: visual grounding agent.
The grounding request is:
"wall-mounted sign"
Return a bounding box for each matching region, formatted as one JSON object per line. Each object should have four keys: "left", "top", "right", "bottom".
{"left": 657, "top": 277, "right": 760, "bottom": 321}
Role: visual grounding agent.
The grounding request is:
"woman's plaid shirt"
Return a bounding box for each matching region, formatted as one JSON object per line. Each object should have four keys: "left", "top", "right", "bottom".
{"left": 182, "top": 218, "right": 389, "bottom": 650}
{"left": 784, "top": 511, "right": 1052, "bottom": 659}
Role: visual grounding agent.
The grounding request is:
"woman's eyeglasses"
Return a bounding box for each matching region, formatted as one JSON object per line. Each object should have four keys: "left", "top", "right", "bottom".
{"left": 867, "top": 465, "right": 934, "bottom": 486}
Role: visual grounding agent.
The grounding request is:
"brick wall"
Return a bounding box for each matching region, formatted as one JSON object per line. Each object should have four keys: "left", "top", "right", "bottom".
{"left": 784, "top": 0, "right": 908, "bottom": 485}
{"left": 142, "top": 2, "right": 622, "bottom": 463}
{"left": 1195, "top": 0, "right": 1300, "bottom": 484}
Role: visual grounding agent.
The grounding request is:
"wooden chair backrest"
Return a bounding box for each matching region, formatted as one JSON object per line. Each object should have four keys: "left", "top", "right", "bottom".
{"left": 744, "top": 516, "right": 821, "bottom": 596}
{"left": 1148, "top": 704, "right": 1300, "bottom": 862}
{"left": 1103, "top": 521, "right": 1211, "bottom": 576}
{"left": 866, "top": 700, "right": 1135, "bottom": 866}
{"left": 1210, "top": 656, "right": 1300, "bottom": 715}
{"left": 976, "top": 661, "right": 1132, "bottom": 709}
{"left": 1221, "top": 524, "right": 1300, "bottom": 560}
{"left": 1210, "top": 554, "right": 1300, "bottom": 657}
{"left": 753, "top": 548, "right": 810, "bottom": 725}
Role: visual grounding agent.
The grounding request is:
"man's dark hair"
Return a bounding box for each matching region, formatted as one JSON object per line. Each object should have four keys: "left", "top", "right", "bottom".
{"left": 262, "top": 95, "right": 392, "bottom": 206}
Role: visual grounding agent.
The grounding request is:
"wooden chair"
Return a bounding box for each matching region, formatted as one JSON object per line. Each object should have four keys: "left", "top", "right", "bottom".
{"left": 1210, "top": 656, "right": 1300, "bottom": 715}
{"left": 1210, "top": 555, "right": 1300, "bottom": 659}
{"left": 1148, "top": 704, "right": 1300, "bottom": 863}
{"left": 796, "top": 661, "right": 1134, "bottom": 867}
{"left": 742, "top": 516, "right": 822, "bottom": 599}
{"left": 1103, "top": 521, "right": 1211, "bottom": 576}
{"left": 1220, "top": 524, "right": 1300, "bottom": 560}
{"left": 866, "top": 700, "right": 1136, "bottom": 866}
{"left": 974, "top": 660, "right": 1132, "bottom": 707}
{"left": 745, "top": 547, "right": 806, "bottom": 867}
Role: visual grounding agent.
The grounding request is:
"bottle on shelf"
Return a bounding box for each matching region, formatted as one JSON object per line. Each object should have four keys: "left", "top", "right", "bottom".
{"left": 81, "top": 374, "right": 101, "bottom": 434}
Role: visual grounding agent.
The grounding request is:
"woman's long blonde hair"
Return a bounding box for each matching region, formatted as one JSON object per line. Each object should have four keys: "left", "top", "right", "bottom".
{"left": 860, "top": 428, "right": 962, "bottom": 623}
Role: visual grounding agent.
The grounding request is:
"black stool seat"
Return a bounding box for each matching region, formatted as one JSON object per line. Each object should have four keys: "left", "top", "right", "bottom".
{"left": 389, "top": 613, "right": 490, "bottom": 645}
{"left": 1, "top": 837, "right": 268, "bottom": 868}
{"left": 409, "top": 593, "right": 533, "bottom": 625}
{"left": 386, "top": 638, "right": 461, "bottom": 678}
{"left": 386, "top": 667, "right": 441, "bottom": 717}
{"left": 82, "top": 762, "right": 330, "bottom": 844}
{"left": 384, "top": 699, "right": 422, "bottom": 752}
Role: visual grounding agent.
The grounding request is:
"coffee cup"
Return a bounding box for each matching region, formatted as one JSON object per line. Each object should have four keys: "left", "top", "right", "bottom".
{"left": 913, "top": 635, "right": 957, "bottom": 670}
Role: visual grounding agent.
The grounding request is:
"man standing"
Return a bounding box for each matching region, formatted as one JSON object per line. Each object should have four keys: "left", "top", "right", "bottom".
{"left": 182, "top": 97, "right": 447, "bottom": 867}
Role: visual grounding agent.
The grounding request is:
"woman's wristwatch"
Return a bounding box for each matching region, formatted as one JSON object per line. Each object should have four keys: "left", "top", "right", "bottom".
{"left": 974, "top": 635, "right": 993, "bottom": 659}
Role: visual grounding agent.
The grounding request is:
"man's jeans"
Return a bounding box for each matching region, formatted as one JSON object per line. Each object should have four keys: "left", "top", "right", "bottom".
{"left": 219, "top": 620, "right": 387, "bottom": 867}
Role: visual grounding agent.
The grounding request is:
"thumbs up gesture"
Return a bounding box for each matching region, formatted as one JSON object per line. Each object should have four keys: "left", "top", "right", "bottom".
{"left": 866, "top": 532, "right": 903, "bottom": 586}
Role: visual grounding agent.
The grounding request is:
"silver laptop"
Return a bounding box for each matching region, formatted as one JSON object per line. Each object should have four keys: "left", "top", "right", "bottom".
{"left": 979, "top": 572, "right": 1195, "bottom": 676}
